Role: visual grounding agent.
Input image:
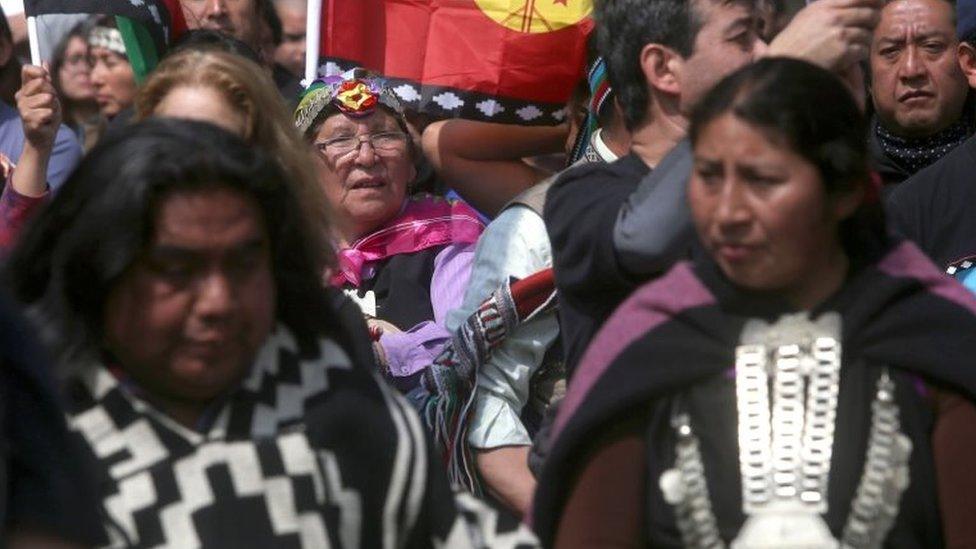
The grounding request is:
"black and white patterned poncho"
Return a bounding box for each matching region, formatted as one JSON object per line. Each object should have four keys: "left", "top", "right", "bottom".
{"left": 62, "top": 321, "right": 537, "bottom": 548}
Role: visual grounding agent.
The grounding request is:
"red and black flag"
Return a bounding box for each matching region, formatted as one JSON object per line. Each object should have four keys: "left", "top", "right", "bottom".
{"left": 315, "top": 0, "right": 593, "bottom": 125}
{"left": 24, "top": 0, "right": 187, "bottom": 80}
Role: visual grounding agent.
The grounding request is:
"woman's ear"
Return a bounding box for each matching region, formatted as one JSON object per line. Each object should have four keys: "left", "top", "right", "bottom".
{"left": 639, "top": 43, "right": 682, "bottom": 97}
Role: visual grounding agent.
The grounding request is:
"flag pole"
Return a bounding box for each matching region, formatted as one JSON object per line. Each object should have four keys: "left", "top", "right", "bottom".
{"left": 304, "top": 0, "right": 322, "bottom": 85}
{"left": 26, "top": 16, "right": 41, "bottom": 65}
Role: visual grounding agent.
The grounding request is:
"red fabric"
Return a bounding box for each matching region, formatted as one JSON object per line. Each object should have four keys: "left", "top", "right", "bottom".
{"left": 511, "top": 268, "right": 556, "bottom": 320}
{"left": 322, "top": 0, "right": 592, "bottom": 105}
{"left": 161, "top": 0, "right": 188, "bottom": 43}
{"left": 0, "top": 183, "right": 47, "bottom": 254}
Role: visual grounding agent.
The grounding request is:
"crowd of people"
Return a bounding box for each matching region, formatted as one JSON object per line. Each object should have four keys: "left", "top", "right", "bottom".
{"left": 0, "top": 0, "right": 975, "bottom": 546}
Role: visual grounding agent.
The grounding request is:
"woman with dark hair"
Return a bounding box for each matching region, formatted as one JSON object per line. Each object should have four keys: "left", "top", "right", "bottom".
{"left": 50, "top": 19, "right": 104, "bottom": 151}
{"left": 296, "top": 70, "right": 483, "bottom": 394}
{"left": 4, "top": 118, "right": 531, "bottom": 547}
{"left": 88, "top": 16, "right": 136, "bottom": 119}
{"left": 533, "top": 58, "right": 976, "bottom": 548}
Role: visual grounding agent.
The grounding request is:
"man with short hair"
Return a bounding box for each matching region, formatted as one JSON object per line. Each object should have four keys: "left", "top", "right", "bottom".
{"left": 179, "top": 0, "right": 300, "bottom": 98}
{"left": 544, "top": 0, "right": 881, "bottom": 374}
{"left": 179, "top": 0, "right": 263, "bottom": 53}
{"left": 273, "top": 0, "right": 306, "bottom": 78}
{"left": 869, "top": 0, "right": 972, "bottom": 185}
{"left": 887, "top": 0, "right": 976, "bottom": 273}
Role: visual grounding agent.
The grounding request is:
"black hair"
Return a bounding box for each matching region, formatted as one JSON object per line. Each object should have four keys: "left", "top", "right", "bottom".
{"left": 594, "top": 0, "right": 706, "bottom": 129}
{"left": 689, "top": 57, "right": 885, "bottom": 260}
{"left": 51, "top": 19, "right": 95, "bottom": 84}
{"left": 50, "top": 18, "right": 98, "bottom": 127}
{"left": 92, "top": 14, "right": 119, "bottom": 30}
{"left": 168, "top": 29, "right": 262, "bottom": 64}
{"left": 259, "top": 0, "right": 283, "bottom": 46}
{"left": 5, "top": 119, "right": 339, "bottom": 374}
{"left": 0, "top": 3, "right": 11, "bottom": 45}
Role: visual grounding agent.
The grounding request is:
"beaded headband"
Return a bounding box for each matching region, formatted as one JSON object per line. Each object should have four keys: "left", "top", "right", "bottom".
{"left": 88, "top": 26, "right": 127, "bottom": 58}
{"left": 569, "top": 56, "right": 614, "bottom": 164}
{"left": 294, "top": 68, "right": 405, "bottom": 134}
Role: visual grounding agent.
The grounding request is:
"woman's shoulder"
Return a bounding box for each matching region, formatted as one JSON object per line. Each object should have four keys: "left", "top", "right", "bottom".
{"left": 551, "top": 262, "right": 726, "bottom": 456}
{"left": 578, "top": 262, "right": 718, "bottom": 376}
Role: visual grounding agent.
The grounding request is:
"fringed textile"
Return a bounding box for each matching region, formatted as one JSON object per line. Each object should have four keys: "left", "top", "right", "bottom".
{"left": 409, "top": 268, "right": 558, "bottom": 494}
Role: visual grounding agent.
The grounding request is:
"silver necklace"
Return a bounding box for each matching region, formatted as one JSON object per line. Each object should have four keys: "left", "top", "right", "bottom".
{"left": 659, "top": 313, "right": 912, "bottom": 549}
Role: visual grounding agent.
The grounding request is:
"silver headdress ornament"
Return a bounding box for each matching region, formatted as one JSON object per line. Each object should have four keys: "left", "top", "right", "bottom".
{"left": 659, "top": 312, "right": 913, "bottom": 549}
{"left": 88, "top": 26, "right": 127, "bottom": 58}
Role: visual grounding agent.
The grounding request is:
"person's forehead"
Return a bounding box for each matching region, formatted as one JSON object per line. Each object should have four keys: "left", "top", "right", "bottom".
{"left": 66, "top": 36, "right": 87, "bottom": 51}
{"left": 697, "top": 0, "right": 757, "bottom": 27}
{"left": 152, "top": 187, "right": 266, "bottom": 245}
{"left": 278, "top": 6, "right": 306, "bottom": 25}
{"left": 697, "top": 113, "right": 793, "bottom": 155}
{"left": 880, "top": 0, "right": 955, "bottom": 32}
{"left": 228, "top": 0, "right": 258, "bottom": 14}
{"left": 320, "top": 109, "right": 400, "bottom": 134}
{"left": 89, "top": 46, "right": 122, "bottom": 59}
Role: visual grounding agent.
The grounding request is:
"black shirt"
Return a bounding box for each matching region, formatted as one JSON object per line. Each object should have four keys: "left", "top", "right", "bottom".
{"left": 543, "top": 152, "right": 650, "bottom": 376}
{"left": 887, "top": 133, "right": 976, "bottom": 270}
{"left": 868, "top": 118, "right": 913, "bottom": 187}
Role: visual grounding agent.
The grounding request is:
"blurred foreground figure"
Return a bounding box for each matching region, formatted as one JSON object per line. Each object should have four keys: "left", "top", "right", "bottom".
{"left": 534, "top": 59, "right": 976, "bottom": 548}
{"left": 5, "top": 119, "right": 536, "bottom": 548}
{"left": 0, "top": 293, "right": 104, "bottom": 548}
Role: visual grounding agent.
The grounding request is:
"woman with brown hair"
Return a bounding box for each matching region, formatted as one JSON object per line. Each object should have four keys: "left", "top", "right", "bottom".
{"left": 49, "top": 19, "right": 104, "bottom": 152}
{"left": 135, "top": 48, "right": 330, "bottom": 268}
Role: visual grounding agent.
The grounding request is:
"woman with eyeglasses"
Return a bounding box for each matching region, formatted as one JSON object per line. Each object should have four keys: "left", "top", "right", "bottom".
{"left": 50, "top": 19, "right": 104, "bottom": 151}
{"left": 295, "top": 69, "right": 483, "bottom": 394}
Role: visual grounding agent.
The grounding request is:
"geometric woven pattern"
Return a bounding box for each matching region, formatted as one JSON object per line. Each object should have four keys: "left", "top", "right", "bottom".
{"left": 66, "top": 325, "right": 538, "bottom": 548}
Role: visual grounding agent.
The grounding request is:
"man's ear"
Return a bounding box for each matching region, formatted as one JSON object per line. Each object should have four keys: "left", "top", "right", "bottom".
{"left": 958, "top": 42, "right": 976, "bottom": 88}
{"left": 639, "top": 43, "right": 682, "bottom": 97}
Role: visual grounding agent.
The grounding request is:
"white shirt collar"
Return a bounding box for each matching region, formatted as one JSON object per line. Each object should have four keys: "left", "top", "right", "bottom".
{"left": 591, "top": 128, "right": 619, "bottom": 162}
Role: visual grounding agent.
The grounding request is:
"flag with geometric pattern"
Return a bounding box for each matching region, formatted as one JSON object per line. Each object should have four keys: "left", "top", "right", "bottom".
{"left": 318, "top": 0, "right": 593, "bottom": 125}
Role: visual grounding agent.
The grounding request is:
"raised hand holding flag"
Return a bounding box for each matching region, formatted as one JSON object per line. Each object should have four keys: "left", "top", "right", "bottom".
{"left": 23, "top": 0, "right": 186, "bottom": 79}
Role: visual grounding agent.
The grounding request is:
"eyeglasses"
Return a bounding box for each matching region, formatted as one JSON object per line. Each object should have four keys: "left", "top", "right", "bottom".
{"left": 314, "top": 131, "right": 408, "bottom": 162}
{"left": 63, "top": 53, "right": 90, "bottom": 70}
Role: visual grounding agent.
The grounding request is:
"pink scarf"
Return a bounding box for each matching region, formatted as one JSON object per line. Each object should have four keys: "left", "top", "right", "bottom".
{"left": 330, "top": 194, "right": 485, "bottom": 287}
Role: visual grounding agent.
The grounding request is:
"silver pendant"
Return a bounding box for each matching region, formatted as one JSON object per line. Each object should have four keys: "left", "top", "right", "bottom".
{"left": 732, "top": 501, "right": 838, "bottom": 549}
